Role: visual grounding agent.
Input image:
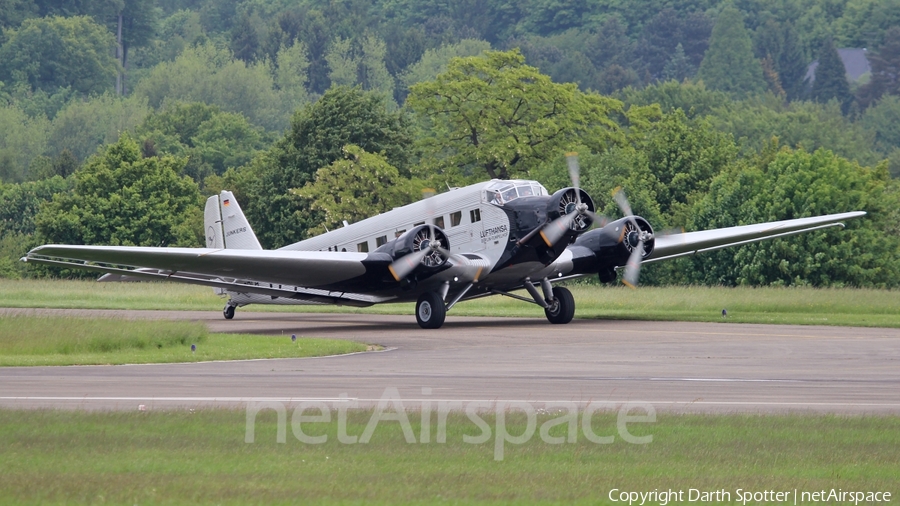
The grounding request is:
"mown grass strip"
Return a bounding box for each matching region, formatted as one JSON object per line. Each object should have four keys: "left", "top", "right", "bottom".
{"left": 0, "top": 408, "right": 897, "bottom": 504}
{"left": 0, "top": 315, "right": 368, "bottom": 366}
{"left": 1, "top": 279, "right": 898, "bottom": 327}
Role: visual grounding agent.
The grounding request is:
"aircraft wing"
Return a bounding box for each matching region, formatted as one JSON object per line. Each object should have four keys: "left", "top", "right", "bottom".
{"left": 23, "top": 245, "right": 369, "bottom": 289}
{"left": 645, "top": 211, "right": 866, "bottom": 264}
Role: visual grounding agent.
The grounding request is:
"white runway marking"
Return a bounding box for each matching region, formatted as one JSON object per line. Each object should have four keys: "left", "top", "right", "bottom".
{"left": 3, "top": 396, "right": 900, "bottom": 408}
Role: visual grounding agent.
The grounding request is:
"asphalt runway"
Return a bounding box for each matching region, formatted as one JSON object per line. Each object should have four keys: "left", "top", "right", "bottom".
{"left": 2, "top": 308, "right": 899, "bottom": 414}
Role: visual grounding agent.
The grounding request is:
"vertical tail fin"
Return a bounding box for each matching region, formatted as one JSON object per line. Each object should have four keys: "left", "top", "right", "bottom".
{"left": 203, "top": 191, "right": 262, "bottom": 250}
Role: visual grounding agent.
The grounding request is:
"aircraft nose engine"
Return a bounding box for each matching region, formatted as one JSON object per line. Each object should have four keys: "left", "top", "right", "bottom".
{"left": 378, "top": 224, "right": 451, "bottom": 281}
{"left": 544, "top": 187, "right": 597, "bottom": 237}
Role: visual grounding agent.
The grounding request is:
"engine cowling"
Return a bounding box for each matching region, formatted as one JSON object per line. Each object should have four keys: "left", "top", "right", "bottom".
{"left": 547, "top": 187, "right": 596, "bottom": 235}
{"left": 374, "top": 224, "right": 451, "bottom": 270}
{"left": 573, "top": 216, "right": 655, "bottom": 262}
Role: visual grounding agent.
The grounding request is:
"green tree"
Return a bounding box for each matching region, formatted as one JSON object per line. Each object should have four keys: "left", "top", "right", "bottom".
{"left": 114, "top": 0, "right": 159, "bottom": 94}
{"left": 708, "top": 96, "right": 878, "bottom": 166}
{"left": 778, "top": 23, "right": 808, "bottom": 101}
{"left": 0, "top": 176, "right": 71, "bottom": 237}
{"left": 685, "top": 147, "right": 900, "bottom": 287}
{"left": 697, "top": 4, "right": 766, "bottom": 98}
{"left": 583, "top": 109, "right": 737, "bottom": 231}
{"left": 229, "top": 86, "right": 413, "bottom": 248}
{"left": 861, "top": 94, "right": 900, "bottom": 176}
{"left": 810, "top": 36, "right": 853, "bottom": 113}
{"left": 135, "top": 9, "right": 206, "bottom": 69}
{"left": 584, "top": 16, "right": 633, "bottom": 71}
{"left": 136, "top": 102, "right": 267, "bottom": 183}
{"left": 359, "top": 34, "right": 394, "bottom": 100}
{"left": 325, "top": 37, "right": 358, "bottom": 87}
{"left": 407, "top": 50, "right": 623, "bottom": 183}
{"left": 29, "top": 149, "right": 80, "bottom": 180}
{"left": 635, "top": 8, "right": 712, "bottom": 82}
{"left": 663, "top": 43, "right": 694, "bottom": 82}
{"left": 296, "top": 145, "right": 421, "bottom": 234}
{"left": 620, "top": 80, "right": 731, "bottom": 119}
{"left": 834, "top": 0, "right": 900, "bottom": 49}
{"left": 0, "top": 16, "right": 118, "bottom": 95}
{"left": 0, "top": 104, "right": 50, "bottom": 182}
{"left": 230, "top": 13, "right": 262, "bottom": 63}
{"left": 46, "top": 93, "right": 151, "bottom": 163}
{"left": 753, "top": 20, "right": 808, "bottom": 100}
{"left": 857, "top": 27, "right": 900, "bottom": 109}
{"left": 399, "top": 39, "right": 491, "bottom": 91}
{"left": 35, "top": 133, "right": 202, "bottom": 248}
{"left": 325, "top": 35, "right": 395, "bottom": 101}
{"left": 131, "top": 42, "right": 287, "bottom": 131}
{"left": 0, "top": 0, "right": 36, "bottom": 31}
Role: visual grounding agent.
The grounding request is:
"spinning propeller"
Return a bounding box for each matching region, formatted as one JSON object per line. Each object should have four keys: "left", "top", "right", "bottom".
{"left": 540, "top": 153, "right": 609, "bottom": 247}
{"left": 388, "top": 192, "right": 452, "bottom": 282}
{"left": 613, "top": 187, "right": 652, "bottom": 289}
{"left": 536, "top": 152, "right": 653, "bottom": 288}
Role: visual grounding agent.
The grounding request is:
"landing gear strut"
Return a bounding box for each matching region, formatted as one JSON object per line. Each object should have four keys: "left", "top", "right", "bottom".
{"left": 544, "top": 286, "right": 575, "bottom": 324}
{"left": 223, "top": 303, "right": 236, "bottom": 320}
{"left": 416, "top": 291, "right": 446, "bottom": 329}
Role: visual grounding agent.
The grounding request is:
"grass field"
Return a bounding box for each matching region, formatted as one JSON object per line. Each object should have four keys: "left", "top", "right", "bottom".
{"left": 2, "top": 278, "right": 898, "bottom": 327}
{"left": 0, "top": 315, "right": 368, "bottom": 366}
{"left": 0, "top": 408, "right": 897, "bottom": 504}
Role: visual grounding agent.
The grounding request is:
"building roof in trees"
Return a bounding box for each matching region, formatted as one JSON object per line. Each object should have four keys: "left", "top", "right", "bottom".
{"left": 805, "top": 48, "right": 871, "bottom": 83}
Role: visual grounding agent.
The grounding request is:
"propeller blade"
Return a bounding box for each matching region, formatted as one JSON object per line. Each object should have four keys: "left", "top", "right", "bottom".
{"left": 584, "top": 209, "right": 609, "bottom": 228}
{"left": 388, "top": 248, "right": 430, "bottom": 281}
{"left": 622, "top": 240, "right": 644, "bottom": 289}
{"left": 565, "top": 152, "right": 580, "bottom": 193}
{"left": 613, "top": 187, "right": 633, "bottom": 218}
{"left": 540, "top": 212, "right": 576, "bottom": 247}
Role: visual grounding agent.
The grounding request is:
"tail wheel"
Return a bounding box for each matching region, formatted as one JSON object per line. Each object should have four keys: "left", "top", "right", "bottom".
{"left": 544, "top": 286, "right": 575, "bottom": 324}
{"left": 416, "top": 291, "right": 446, "bottom": 329}
{"left": 223, "top": 304, "right": 236, "bottom": 320}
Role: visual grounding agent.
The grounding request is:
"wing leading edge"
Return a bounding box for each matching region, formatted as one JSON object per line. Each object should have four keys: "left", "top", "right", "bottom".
{"left": 645, "top": 211, "right": 866, "bottom": 264}
{"left": 23, "top": 245, "right": 369, "bottom": 288}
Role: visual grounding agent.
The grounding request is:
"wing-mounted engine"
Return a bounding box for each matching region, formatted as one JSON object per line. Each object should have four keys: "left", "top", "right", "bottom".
{"left": 571, "top": 216, "right": 655, "bottom": 283}
{"left": 374, "top": 224, "right": 452, "bottom": 282}
{"left": 574, "top": 217, "right": 655, "bottom": 260}
{"left": 617, "top": 216, "right": 655, "bottom": 259}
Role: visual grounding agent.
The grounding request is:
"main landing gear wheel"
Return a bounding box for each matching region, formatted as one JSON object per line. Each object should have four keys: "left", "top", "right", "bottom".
{"left": 416, "top": 291, "right": 446, "bottom": 329}
{"left": 223, "top": 304, "right": 236, "bottom": 320}
{"left": 544, "top": 286, "right": 575, "bottom": 324}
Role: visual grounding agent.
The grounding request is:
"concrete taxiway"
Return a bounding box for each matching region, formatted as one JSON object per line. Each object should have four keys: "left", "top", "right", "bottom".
{"left": 1, "top": 309, "right": 899, "bottom": 413}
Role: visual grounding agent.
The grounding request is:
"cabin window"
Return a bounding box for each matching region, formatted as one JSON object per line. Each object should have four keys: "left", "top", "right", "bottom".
{"left": 395, "top": 229, "right": 406, "bottom": 238}
{"left": 470, "top": 209, "right": 481, "bottom": 223}
{"left": 357, "top": 241, "right": 369, "bottom": 253}
{"left": 450, "top": 211, "right": 462, "bottom": 227}
{"left": 376, "top": 235, "right": 387, "bottom": 247}
{"left": 413, "top": 221, "right": 425, "bottom": 226}
{"left": 433, "top": 216, "right": 445, "bottom": 229}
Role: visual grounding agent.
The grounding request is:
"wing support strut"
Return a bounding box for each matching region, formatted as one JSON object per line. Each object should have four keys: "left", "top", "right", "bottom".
{"left": 444, "top": 283, "right": 474, "bottom": 312}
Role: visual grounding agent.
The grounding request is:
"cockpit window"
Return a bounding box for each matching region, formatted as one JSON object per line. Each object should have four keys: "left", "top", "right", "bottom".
{"left": 485, "top": 180, "right": 548, "bottom": 206}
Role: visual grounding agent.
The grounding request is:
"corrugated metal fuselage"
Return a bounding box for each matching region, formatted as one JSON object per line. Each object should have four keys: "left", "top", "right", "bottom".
{"left": 228, "top": 180, "right": 572, "bottom": 306}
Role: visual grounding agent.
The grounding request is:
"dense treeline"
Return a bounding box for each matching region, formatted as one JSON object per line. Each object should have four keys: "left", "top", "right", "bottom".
{"left": 0, "top": 0, "right": 898, "bottom": 286}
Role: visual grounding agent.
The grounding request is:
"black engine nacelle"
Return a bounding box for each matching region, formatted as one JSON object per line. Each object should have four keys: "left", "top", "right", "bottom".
{"left": 374, "top": 224, "right": 451, "bottom": 270}
{"left": 573, "top": 216, "right": 655, "bottom": 263}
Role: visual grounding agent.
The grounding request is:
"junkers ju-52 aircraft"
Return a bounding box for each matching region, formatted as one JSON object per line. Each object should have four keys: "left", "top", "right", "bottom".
{"left": 24, "top": 155, "right": 864, "bottom": 329}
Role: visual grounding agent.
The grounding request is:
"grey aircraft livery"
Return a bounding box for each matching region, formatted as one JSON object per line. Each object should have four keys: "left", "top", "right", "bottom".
{"left": 24, "top": 155, "right": 864, "bottom": 329}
